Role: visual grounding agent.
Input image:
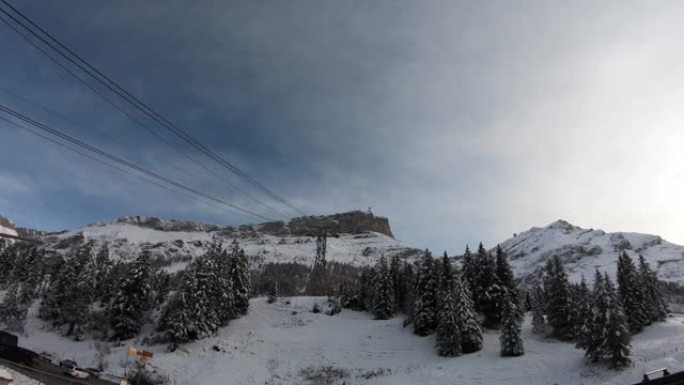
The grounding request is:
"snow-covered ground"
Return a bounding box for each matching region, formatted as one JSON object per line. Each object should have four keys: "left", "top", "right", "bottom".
{"left": 49, "top": 221, "right": 417, "bottom": 269}
{"left": 0, "top": 365, "right": 45, "bottom": 385}
{"left": 500, "top": 220, "right": 684, "bottom": 284}
{"left": 15, "top": 297, "right": 684, "bottom": 385}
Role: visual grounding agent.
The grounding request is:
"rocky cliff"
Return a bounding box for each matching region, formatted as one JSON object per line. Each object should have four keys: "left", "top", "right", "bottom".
{"left": 113, "top": 210, "right": 394, "bottom": 238}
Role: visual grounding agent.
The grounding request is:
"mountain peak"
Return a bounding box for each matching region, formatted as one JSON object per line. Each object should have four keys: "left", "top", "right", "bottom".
{"left": 544, "top": 219, "right": 580, "bottom": 232}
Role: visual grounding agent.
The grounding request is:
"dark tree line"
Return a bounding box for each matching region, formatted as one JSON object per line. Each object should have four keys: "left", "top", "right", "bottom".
{"left": 0, "top": 238, "right": 251, "bottom": 349}
{"left": 532, "top": 252, "right": 667, "bottom": 369}
{"left": 356, "top": 246, "right": 521, "bottom": 358}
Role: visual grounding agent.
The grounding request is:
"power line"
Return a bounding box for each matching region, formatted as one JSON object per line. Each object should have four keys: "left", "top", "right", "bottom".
{"left": 0, "top": 0, "right": 306, "bottom": 217}
{"left": 0, "top": 15, "right": 290, "bottom": 221}
{"left": 0, "top": 85, "right": 291, "bottom": 220}
{"left": 0, "top": 103, "right": 275, "bottom": 222}
{"left": 0, "top": 115, "right": 233, "bottom": 216}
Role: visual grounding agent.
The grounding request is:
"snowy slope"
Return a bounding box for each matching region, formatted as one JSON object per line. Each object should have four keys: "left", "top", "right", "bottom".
{"left": 0, "top": 365, "right": 45, "bottom": 385}
{"left": 500, "top": 219, "right": 684, "bottom": 283}
{"left": 40, "top": 220, "right": 419, "bottom": 270}
{"left": 16, "top": 296, "right": 684, "bottom": 385}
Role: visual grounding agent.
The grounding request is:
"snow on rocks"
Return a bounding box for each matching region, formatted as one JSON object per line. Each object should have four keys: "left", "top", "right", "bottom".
{"left": 499, "top": 219, "right": 684, "bottom": 284}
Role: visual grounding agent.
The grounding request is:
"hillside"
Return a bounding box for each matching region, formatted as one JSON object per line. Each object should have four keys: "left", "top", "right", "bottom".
{"left": 15, "top": 296, "right": 684, "bottom": 385}
{"left": 499, "top": 219, "right": 684, "bottom": 284}
{"left": 28, "top": 211, "right": 419, "bottom": 271}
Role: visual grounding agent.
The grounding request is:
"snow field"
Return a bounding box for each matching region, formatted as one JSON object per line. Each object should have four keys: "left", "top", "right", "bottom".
{"left": 16, "top": 297, "right": 684, "bottom": 385}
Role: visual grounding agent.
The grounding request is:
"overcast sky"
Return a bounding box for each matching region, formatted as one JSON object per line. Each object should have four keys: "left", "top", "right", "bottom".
{"left": 2, "top": 0, "right": 684, "bottom": 253}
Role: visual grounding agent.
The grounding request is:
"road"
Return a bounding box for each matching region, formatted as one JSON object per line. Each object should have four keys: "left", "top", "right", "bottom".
{"left": 0, "top": 357, "right": 119, "bottom": 385}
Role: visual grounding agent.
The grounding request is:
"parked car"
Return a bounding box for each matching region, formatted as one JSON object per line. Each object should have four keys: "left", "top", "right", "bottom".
{"left": 67, "top": 367, "right": 90, "bottom": 379}
{"left": 59, "top": 359, "right": 78, "bottom": 370}
{"left": 84, "top": 367, "right": 102, "bottom": 378}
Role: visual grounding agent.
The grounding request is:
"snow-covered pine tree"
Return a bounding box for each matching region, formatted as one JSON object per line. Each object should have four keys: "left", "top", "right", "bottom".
{"left": 604, "top": 273, "right": 631, "bottom": 369}
{"left": 39, "top": 255, "right": 69, "bottom": 326}
{"left": 571, "top": 276, "right": 591, "bottom": 342}
{"left": 390, "top": 255, "right": 405, "bottom": 311}
{"left": 616, "top": 251, "right": 649, "bottom": 334}
{"left": 109, "top": 249, "right": 153, "bottom": 340}
{"left": 638, "top": 255, "right": 668, "bottom": 323}
{"left": 439, "top": 252, "right": 453, "bottom": 289}
{"left": 531, "top": 284, "right": 547, "bottom": 335}
{"left": 454, "top": 274, "right": 483, "bottom": 353}
{"left": 163, "top": 291, "right": 193, "bottom": 350}
{"left": 496, "top": 245, "right": 515, "bottom": 293}
{"left": 461, "top": 245, "right": 476, "bottom": 297}
{"left": 206, "top": 240, "right": 235, "bottom": 325}
{"left": 545, "top": 256, "right": 573, "bottom": 340}
{"left": 500, "top": 291, "right": 524, "bottom": 357}
{"left": 231, "top": 240, "right": 251, "bottom": 315}
{"left": 193, "top": 256, "right": 222, "bottom": 335}
{"left": 413, "top": 251, "right": 438, "bottom": 336}
{"left": 434, "top": 252, "right": 453, "bottom": 318}
{"left": 583, "top": 270, "right": 608, "bottom": 362}
{"left": 495, "top": 245, "right": 521, "bottom": 322}
{"left": 477, "top": 248, "right": 503, "bottom": 328}
{"left": 400, "top": 262, "right": 416, "bottom": 317}
{"left": 0, "top": 283, "right": 29, "bottom": 331}
{"left": 359, "top": 267, "right": 375, "bottom": 311}
{"left": 94, "top": 243, "right": 114, "bottom": 300}
{"left": 64, "top": 242, "right": 96, "bottom": 336}
{"left": 371, "top": 256, "right": 396, "bottom": 320}
{"left": 436, "top": 276, "right": 461, "bottom": 357}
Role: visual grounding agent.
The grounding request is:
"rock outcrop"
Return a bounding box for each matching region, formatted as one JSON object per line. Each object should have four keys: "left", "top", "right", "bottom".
{"left": 112, "top": 210, "right": 394, "bottom": 238}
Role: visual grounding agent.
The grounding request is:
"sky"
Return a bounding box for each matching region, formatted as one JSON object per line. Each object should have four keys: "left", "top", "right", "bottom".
{"left": 2, "top": 0, "right": 684, "bottom": 253}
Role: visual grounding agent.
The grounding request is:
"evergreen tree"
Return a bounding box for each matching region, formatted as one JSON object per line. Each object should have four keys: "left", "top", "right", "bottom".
{"left": 206, "top": 240, "right": 235, "bottom": 325}
{"left": 616, "top": 251, "right": 649, "bottom": 334}
{"left": 0, "top": 283, "right": 30, "bottom": 331}
{"left": 359, "top": 267, "right": 375, "bottom": 311}
{"left": 454, "top": 275, "right": 483, "bottom": 353}
{"left": 500, "top": 291, "right": 524, "bottom": 357}
{"left": 413, "top": 251, "right": 438, "bottom": 336}
{"left": 231, "top": 240, "right": 251, "bottom": 315}
{"left": 371, "top": 256, "right": 396, "bottom": 320}
{"left": 390, "top": 255, "right": 405, "bottom": 311}
{"left": 461, "top": 245, "right": 476, "bottom": 297}
{"left": 109, "top": 249, "right": 153, "bottom": 340}
{"left": 531, "top": 284, "right": 547, "bottom": 335}
{"left": 545, "top": 256, "right": 573, "bottom": 340}
{"left": 94, "top": 243, "right": 115, "bottom": 300}
{"left": 583, "top": 271, "right": 608, "bottom": 361}
{"left": 495, "top": 246, "right": 516, "bottom": 294}
{"left": 435, "top": 277, "right": 461, "bottom": 357}
{"left": 604, "top": 273, "right": 631, "bottom": 369}
{"left": 400, "top": 263, "right": 416, "bottom": 317}
{"left": 638, "top": 255, "right": 668, "bottom": 323}
{"left": 163, "top": 292, "right": 193, "bottom": 351}
{"left": 470, "top": 243, "right": 503, "bottom": 327}
{"left": 571, "top": 276, "right": 591, "bottom": 342}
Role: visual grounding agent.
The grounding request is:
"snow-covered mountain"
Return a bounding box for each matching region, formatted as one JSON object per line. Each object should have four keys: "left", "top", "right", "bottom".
{"left": 9, "top": 212, "right": 684, "bottom": 285}
{"left": 26, "top": 211, "right": 420, "bottom": 272}
{"left": 499, "top": 219, "right": 684, "bottom": 284}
